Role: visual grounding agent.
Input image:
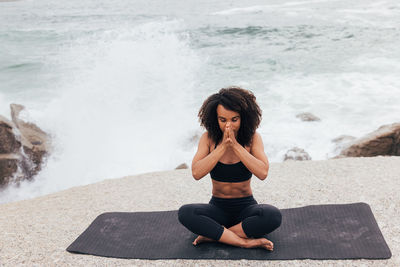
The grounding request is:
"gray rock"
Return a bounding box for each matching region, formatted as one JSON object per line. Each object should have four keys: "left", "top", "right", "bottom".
{"left": 338, "top": 123, "right": 400, "bottom": 157}
{"left": 0, "top": 104, "right": 51, "bottom": 187}
{"left": 175, "top": 163, "right": 189, "bottom": 170}
{"left": 0, "top": 116, "right": 20, "bottom": 154}
{"left": 332, "top": 135, "right": 357, "bottom": 154}
{"left": 284, "top": 147, "right": 312, "bottom": 161}
{"left": 296, "top": 112, "right": 321, "bottom": 122}
{"left": 0, "top": 154, "right": 19, "bottom": 187}
{"left": 10, "top": 103, "right": 50, "bottom": 152}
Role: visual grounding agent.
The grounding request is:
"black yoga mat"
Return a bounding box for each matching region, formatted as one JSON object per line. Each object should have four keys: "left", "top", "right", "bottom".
{"left": 66, "top": 202, "right": 391, "bottom": 260}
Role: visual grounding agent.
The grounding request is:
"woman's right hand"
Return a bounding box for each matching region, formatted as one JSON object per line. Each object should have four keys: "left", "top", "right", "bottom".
{"left": 220, "top": 123, "right": 237, "bottom": 149}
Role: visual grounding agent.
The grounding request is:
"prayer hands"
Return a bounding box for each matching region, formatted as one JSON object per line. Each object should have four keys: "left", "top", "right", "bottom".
{"left": 221, "top": 122, "right": 239, "bottom": 148}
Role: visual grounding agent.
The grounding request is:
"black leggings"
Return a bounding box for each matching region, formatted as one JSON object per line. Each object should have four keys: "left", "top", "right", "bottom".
{"left": 178, "top": 195, "right": 282, "bottom": 241}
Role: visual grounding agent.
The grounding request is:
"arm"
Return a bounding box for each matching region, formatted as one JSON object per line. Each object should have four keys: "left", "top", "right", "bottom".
{"left": 232, "top": 132, "right": 269, "bottom": 180}
{"left": 191, "top": 132, "right": 226, "bottom": 180}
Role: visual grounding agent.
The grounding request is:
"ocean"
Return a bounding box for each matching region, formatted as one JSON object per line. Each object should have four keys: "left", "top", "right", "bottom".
{"left": 1, "top": 0, "right": 399, "bottom": 203}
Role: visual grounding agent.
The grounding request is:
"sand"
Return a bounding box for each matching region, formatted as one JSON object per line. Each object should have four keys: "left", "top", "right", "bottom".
{"left": 0, "top": 156, "right": 399, "bottom": 266}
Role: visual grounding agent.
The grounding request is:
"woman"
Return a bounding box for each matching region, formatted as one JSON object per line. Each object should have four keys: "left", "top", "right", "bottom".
{"left": 178, "top": 87, "right": 282, "bottom": 251}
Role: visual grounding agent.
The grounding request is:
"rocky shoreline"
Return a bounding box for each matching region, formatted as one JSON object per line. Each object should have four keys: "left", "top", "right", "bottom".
{"left": 283, "top": 112, "right": 400, "bottom": 161}
{"left": 1, "top": 104, "right": 400, "bottom": 189}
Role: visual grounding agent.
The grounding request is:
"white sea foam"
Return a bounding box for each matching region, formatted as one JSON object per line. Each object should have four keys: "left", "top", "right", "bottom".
{"left": 212, "top": 0, "right": 400, "bottom": 28}
{"left": 212, "top": 0, "right": 335, "bottom": 16}
{"left": 0, "top": 20, "right": 202, "bottom": 203}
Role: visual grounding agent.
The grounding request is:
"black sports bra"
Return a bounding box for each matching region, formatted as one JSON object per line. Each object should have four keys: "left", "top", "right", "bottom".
{"left": 210, "top": 143, "right": 252, "bottom": 183}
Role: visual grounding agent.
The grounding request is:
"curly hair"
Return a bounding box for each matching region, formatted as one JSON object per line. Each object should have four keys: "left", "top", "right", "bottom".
{"left": 198, "top": 86, "right": 262, "bottom": 147}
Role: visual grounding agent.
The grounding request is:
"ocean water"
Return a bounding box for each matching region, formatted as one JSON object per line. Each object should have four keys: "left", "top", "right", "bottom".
{"left": 1, "top": 0, "right": 399, "bottom": 203}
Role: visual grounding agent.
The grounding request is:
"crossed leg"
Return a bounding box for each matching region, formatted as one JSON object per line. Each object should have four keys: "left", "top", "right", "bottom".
{"left": 193, "top": 222, "right": 274, "bottom": 250}
{"left": 179, "top": 203, "right": 280, "bottom": 251}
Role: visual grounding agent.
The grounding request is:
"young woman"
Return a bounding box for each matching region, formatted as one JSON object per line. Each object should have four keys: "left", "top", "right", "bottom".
{"left": 178, "top": 87, "right": 282, "bottom": 251}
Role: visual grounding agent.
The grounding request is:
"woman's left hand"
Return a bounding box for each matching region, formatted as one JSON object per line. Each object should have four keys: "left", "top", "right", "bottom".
{"left": 225, "top": 124, "right": 239, "bottom": 147}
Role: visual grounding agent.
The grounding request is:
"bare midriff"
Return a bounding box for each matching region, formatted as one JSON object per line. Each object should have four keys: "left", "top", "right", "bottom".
{"left": 211, "top": 179, "right": 252, "bottom": 198}
{"left": 209, "top": 141, "right": 253, "bottom": 198}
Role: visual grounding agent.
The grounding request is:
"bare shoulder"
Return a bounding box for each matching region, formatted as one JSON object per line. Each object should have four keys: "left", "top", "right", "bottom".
{"left": 199, "top": 131, "right": 211, "bottom": 144}
{"left": 198, "top": 131, "right": 212, "bottom": 151}
{"left": 250, "top": 132, "right": 264, "bottom": 151}
{"left": 192, "top": 132, "right": 212, "bottom": 166}
{"left": 253, "top": 131, "right": 263, "bottom": 140}
{"left": 250, "top": 131, "right": 268, "bottom": 164}
{"left": 251, "top": 131, "right": 263, "bottom": 143}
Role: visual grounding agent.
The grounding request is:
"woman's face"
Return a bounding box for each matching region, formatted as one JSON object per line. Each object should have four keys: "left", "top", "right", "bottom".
{"left": 216, "top": 104, "right": 241, "bottom": 136}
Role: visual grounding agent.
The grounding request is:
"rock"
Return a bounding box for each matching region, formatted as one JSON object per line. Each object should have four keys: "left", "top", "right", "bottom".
{"left": 332, "top": 135, "right": 357, "bottom": 154}
{"left": 10, "top": 103, "right": 50, "bottom": 152}
{"left": 10, "top": 104, "right": 50, "bottom": 175}
{"left": 175, "top": 163, "right": 189, "bottom": 170}
{"left": 0, "top": 104, "right": 51, "bottom": 187}
{"left": 0, "top": 154, "right": 19, "bottom": 187}
{"left": 0, "top": 116, "right": 21, "bottom": 154}
{"left": 296, "top": 112, "right": 321, "bottom": 122}
{"left": 284, "top": 147, "right": 312, "bottom": 161}
{"left": 338, "top": 123, "right": 400, "bottom": 157}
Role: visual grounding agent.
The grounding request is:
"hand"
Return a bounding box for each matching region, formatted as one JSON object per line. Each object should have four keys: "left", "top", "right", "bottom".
{"left": 221, "top": 123, "right": 239, "bottom": 148}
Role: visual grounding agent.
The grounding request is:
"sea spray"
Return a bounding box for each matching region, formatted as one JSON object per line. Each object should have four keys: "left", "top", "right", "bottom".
{"left": 0, "top": 20, "right": 202, "bottom": 203}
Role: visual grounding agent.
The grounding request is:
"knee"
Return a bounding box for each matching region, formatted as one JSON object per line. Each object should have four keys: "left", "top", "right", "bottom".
{"left": 261, "top": 204, "right": 282, "bottom": 230}
{"left": 178, "top": 204, "right": 196, "bottom": 226}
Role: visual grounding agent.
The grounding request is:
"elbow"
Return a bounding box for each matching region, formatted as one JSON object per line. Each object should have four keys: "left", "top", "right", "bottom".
{"left": 191, "top": 170, "right": 202, "bottom": 180}
{"left": 258, "top": 171, "right": 268, "bottom": 180}
{"left": 260, "top": 163, "right": 269, "bottom": 180}
{"left": 192, "top": 174, "right": 201, "bottom": 180}
{"left": 191, "top": 163, "right": 206, "bottom": 180}
{"left": 191, "top": 164, "right": 200, "bottom": 180}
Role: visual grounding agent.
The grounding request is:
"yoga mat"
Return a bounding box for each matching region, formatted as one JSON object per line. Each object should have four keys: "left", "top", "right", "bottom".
{"left": 66, "top": 202, "right": 391, "bottom": 260}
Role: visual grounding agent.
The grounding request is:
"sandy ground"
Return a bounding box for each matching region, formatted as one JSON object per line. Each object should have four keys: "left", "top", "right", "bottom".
{"left": 0, "top": 156, "right": 399, "bottom": 266}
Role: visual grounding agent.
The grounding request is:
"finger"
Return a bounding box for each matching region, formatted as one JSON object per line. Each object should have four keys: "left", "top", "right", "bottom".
{"left": 228, "top": 128, "right": 234, "bottom": 138}
{"left": 223, "top": 131, "right": 228, "bottom": 142}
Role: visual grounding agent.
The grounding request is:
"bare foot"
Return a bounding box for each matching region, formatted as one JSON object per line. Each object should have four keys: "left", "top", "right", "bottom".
{"left": 246, "top": 237, "right": 274, "bottom": 251}
{"left": 192, "top": 235, "right": 215, "bottom": 246}
{"left": 256, "top": 238, "right": 274, "bottom": 251}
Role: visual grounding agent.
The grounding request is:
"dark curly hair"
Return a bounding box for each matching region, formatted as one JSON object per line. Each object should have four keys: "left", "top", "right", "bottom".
{"left": 198, "top": 86, "right": 262, "bottom": 147}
